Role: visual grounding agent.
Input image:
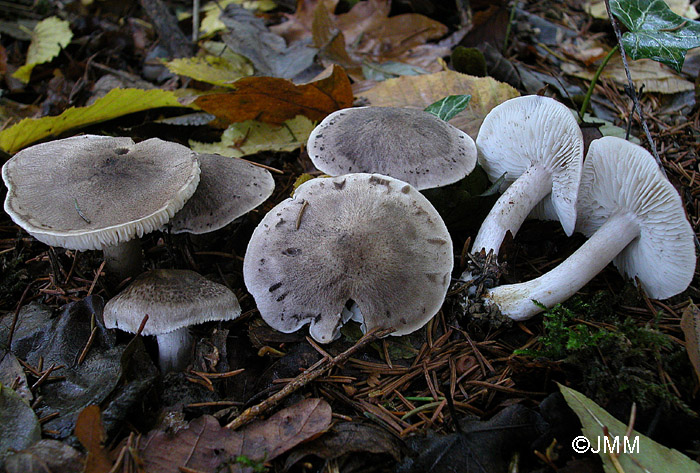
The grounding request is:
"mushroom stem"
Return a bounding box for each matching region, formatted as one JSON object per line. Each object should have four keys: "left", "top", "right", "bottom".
{"left": 155, "top": 327, "right": 194, "bottom": 373}
{"left": 103, "top": 239, "right": 143, "bottom": 281}
{"left": 486, "top": 212, "right": 640, "bottom": 320}
{"left": 471, "top": 164, "right": 552, "bottom": 256}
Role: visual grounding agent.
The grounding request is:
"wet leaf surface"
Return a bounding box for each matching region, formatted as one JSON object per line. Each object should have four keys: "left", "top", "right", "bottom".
{"left": 2, "top": 439, "right": 84, "bottom": 473}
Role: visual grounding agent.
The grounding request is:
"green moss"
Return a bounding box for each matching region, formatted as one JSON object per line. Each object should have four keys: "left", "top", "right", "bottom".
{"left": 516, "top": 290, "right": 693, "bottom": 413}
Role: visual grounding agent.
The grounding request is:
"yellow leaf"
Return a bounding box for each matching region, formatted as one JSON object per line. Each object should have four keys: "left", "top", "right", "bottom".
{"left": 562, "top": 55, "right": 695, "bottom": 94}
{"left": 13, "top": 16, "right": 73, "bottom": 83}
{"left": 166, "top": 55, "right": 253, "bottom": 87}
{"left": 199, "top": 0, "right": 276, "bottom": 37}
{"left": 0, "top": 88, "right": 191, "bottom": 154}
{"left": 189, "top": 115, "right": 314, "bottom": 157}
{"left": 356, "top": 70, "right": 519, "bottom": 138}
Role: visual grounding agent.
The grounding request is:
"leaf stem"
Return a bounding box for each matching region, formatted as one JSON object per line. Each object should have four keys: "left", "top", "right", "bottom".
{"left": 579, "top": 44, "right": 618, "bottom": 118}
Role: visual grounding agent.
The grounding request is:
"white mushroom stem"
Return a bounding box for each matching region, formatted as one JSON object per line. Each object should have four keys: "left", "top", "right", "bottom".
{"left": 486, "top": 212, "right": 640, "bottom": 321}
{"left": 102, "top": 239, "right": 143, "bottom": 281}
{"left": 472, "top": 165, "right": 552, "bottom": 255}
{"left": 155, "top": 327, "right": 195, "bottom": 373}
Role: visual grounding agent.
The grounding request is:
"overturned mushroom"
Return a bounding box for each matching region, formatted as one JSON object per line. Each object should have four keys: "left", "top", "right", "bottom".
{"left": 1, "top": 135, "right": 200, "bottom": 279}
{"left": 243, "top": 173, "right": 454, "bottom": 343}
{"left": 103, "top": 269, "right": 241, "bottom": 372}
{"left": 470, "top": 95, "right": 584, "bottom": 257}
{"left": 485, "top": 137, "right": 696, "bottom": 320}
{"left": 168, "top": 153, "right": 275, "bottom": 234}
{"left": 307, "top": 107, "right": 477, "bottom": 190}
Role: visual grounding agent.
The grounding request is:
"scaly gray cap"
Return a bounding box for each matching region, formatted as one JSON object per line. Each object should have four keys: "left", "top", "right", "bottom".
{"left": 307, "top": 107, "right": 477, "bottom": 190}
{"left": 2, "top": 135, "right": 200, "bottom": 250}
{"left": 243, "top": 173, "right": 454, "bottom": 343}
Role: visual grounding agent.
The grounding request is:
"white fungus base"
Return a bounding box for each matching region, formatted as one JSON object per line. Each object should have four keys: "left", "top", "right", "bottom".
{"left": 486, "top": 212, "right": 640, "bottom": 320}
{"left": 156, "top": 327, "right": 195, "bottom": 373}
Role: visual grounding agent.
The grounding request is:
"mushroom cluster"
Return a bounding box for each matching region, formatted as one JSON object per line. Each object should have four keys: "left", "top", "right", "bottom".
{"left": 2, "top": 135, "right": 275, "bottom": 280}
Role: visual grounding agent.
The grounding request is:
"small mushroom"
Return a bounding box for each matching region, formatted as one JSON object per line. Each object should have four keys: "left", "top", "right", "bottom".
{"left": 243, "top": 173, "right": 454, "bottom": 343}
{"left": 485, "top": 136, "right": 696, "bottom": 320}
{"left": 306, "top": 106, "right": 477, "bottom": 190}
{"left": 168, "top": 153, "right": 275, "bottom": 234}
{"left": 1, "top": 135, "right": 200, "bottom": 279}
{"left": 471, "top": 95, "right": 584, "bottom": 257}
{"left": 103, "top": 269, "right": 241, "bottom": 372}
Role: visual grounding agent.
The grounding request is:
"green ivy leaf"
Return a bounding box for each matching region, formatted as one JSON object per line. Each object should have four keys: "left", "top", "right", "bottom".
{"left": 610, "top": 0, "right": 700, "bottom": 72}
{"left": 424, "top": 95, "right": 471, "bottom": 122}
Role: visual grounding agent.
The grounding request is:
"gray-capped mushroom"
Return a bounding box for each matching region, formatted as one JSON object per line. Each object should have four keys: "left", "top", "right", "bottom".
{"left": 1, "top": 135, "right": 200, "bottom": 279}
{"left": 103, "top": 269, "right": 241, "bottom": 372}
{"left": 470, "top": 95, "right": 584, "bottom": 257}
{"left": 243, "top": 173, "right": 454, "bottom": 343}
{"left": 306, "top": 107, "right": 477, "bottom": 190}
{"left": 485, "top": 136, "right": 696, "bottom": 320}
{"left": 168, "top": 153, "right": 275, "bottom": 234}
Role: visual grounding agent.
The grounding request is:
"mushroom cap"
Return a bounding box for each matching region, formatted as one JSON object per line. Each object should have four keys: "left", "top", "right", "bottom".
{"left": 476, "top": 95, "right": 583, "bottom": 236}
{"left": 168, "top": 154, "right": 275, "bottom": 234}
{"left": 2, "top": 135, "right": 200, "bottom": 251}
{"left": 576, "top": 136, "right": 696, "bottom": 299}
{"left": 306, "top": 106, "right": 477, "bottom": 191}
{"left": 243, "top": 173, "right": 454, "bottom": 343}
{"left": 103, "top": 269, "right": 241, "bottom": 336}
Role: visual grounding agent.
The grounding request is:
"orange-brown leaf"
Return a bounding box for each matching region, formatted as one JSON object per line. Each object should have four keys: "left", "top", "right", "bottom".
{"left": 193, "top": 64, "right": 353, "bottom": 125}
{"left": 681, "top": 302, "right": 700, "bottom": 382}
{"left": 75, "top": 405, "right": 112, "bottom": 473}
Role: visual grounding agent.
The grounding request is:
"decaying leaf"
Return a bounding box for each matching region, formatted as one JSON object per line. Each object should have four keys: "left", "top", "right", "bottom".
{"left": 75, "top": 406, "right": 112, "bottom": 473}
{"left": 199, "top": 0, "right": 277, "bottom": 38}
{"left": 220, "top": 4, "right": 317, "bottom": 79}
{"left": 0, "top": 350, "right": 31, "bottom": 402}
{"left": 357, "top": 70, "right": 519, "bottom": 138}
{"left": 0, "top": 88, "right": 190, "bottom": 154}
{"left": 559, "top": 384, "right": 700, "bottom": 473}
{"left": 193, "top": 64, "right": 352, "bottom": 125}
{"left": 272, "top": 0, "right": 339, "bottom": 44}
{"left": 13, "top": 16, "right": 73, "bottom": 83}
{"left": 138, "top": 398, "right": 332, "bottom": 473}
{"left": 562, "top": 55, "right": 694, "bottom": 94}
{"left": 0, "top": 383, "right": 41, "bottom": 465}
{"left": 586, "top": 0, "right": 698, "bottom": 19}
{"left": 681, "top": 301, "right": 700, "bottom": 382}
{"left": 189, "top": 115, "right": 315, "bottom": 157}
{"left": 166, "top": 55, "right": 254, "bottom": 87}
{"left": 285, "top": 422, "right": 403, "bottom": 469}
{"left": 3, "top": 439, "right": 84, "bottom": 473}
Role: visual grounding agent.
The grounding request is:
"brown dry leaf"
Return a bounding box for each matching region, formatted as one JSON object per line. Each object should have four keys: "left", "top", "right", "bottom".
{"left": 75, "top": 405, "right": 112, "bottom": 473}
{"left": 681, "top": 301, "right": 700, "bottom": 382}
{"left": 139, "top": 398, "right": 332, "bottom": 473}
{"left": 271, "top": 0, "right": 339, "bottom": 44}
{"left": 312, "top": 2, "right": 363, "bottom": 79}
{"left": 356, "top": 70, "right": 519, "bottom": 137}
{"left": 192, "top": 64, "right": 352, "bottom": 125}
{"left": 562, "top": 55, "right": 694, "bottom": 94}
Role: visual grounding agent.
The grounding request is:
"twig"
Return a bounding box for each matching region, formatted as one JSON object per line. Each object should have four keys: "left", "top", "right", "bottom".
{"left": 225, "top": 327, "right": 393, "bottom": 430}
{"left": 77, "top": 326, "right": 98, "bottom": 365}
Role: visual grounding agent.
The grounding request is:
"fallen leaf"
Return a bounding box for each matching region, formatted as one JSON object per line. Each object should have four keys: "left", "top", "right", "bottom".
{"left": 562, "top": 55, "right": 695, "bottom": 93}
{"left": 285, "top": 422, "right": 403, "bottom": 469}
{"left": 0, "top": 383, "right": 41, "bottom": 465}
{"left": 13, "top": 16, "right": 73, "bottom": 83}
{"left": 559, "top": 384, "right": 700, "bottom": 473}
{"left": 0, "top": 350, "right": 32, "bottom": 402}
{"left": 189, "top": 115, "right": 315, "bottom": 157}
{"left": 356, "top": 70, "right": 519, "bottom": 137}
{"left": 0, "top": 88, "right": 190, "bottom": 154}
{"left": 681, "top": 301, "right": 700, "bottom": 382}
{"left": 166, "top": 55, "right": 254, "bottom": 87}
{"left": 139, "top": 398, "right": 332, "bottom": 473}
{"left": 220, "top": 4, "right": 317, "bottom": 79}
{"left": 193, "top": 64, "right": 352, "bottom": 125}
{"left": 3, "top": 439, "right": 84, "bottom": 473}
{"left": 199, "top": 0, "right": 277, "bottom": 38}
{"left": 272, "top": 0, "right": 339, "bottom": 44}
{"left": 75, "top": 406, "right": 112, "bottom": 473}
